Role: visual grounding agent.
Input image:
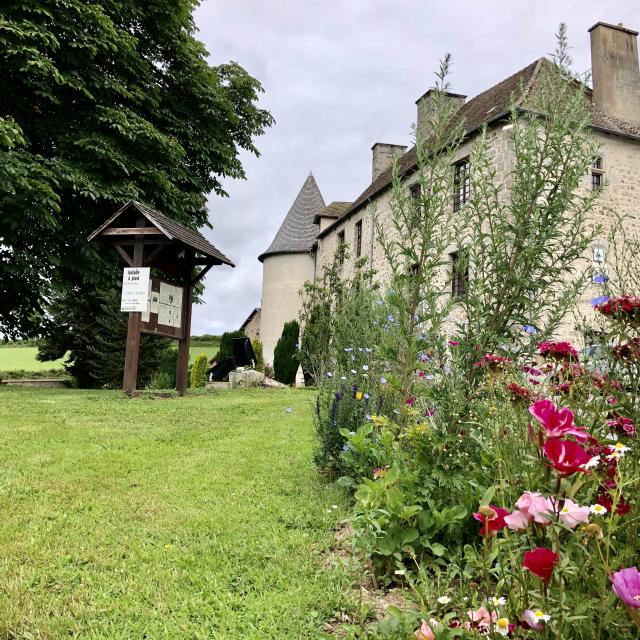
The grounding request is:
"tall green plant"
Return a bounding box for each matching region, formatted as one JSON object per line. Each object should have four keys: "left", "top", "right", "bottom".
{"left": 273, "top": 321, "right": 300, "bottom": 385}
{"left": 190, "top": 353, "right": 208, "bottom": 388}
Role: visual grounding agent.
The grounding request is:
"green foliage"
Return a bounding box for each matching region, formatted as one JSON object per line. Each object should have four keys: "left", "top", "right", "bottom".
{"left": 213, "top": 330, "right": 247, "bottom": 363}
{"left": 37, "top": 287, "right": 168, "bottom": 388}
{"left": 273, "top": 320, "right": 300, "bottom": 385}
{"left": 147, "top": 347, "right": 178, "bottom": 390}
{"left": 0, "top": 0, "right": 273, "bottom": 339}
{"left": 299, "top": 253, "right": 386, "bottom": 476}
{"left": 252, "top": 338, "right": 264, "bottom": 372}
{"left": 190, "top": 352, "right": 208, "bottom": 388}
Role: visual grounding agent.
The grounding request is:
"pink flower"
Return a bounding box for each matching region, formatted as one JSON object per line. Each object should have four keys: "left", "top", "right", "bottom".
{"left": 415, "top": 620, "right": 435, "bottom": 640}
{"left": 466, "top": 606, "right": 496, "bottom": 631}
{"left": 529, "top": 399, "right": 590, "bottom": 442}
{"left": 611, "top": 567, "right": 640, "bottom": 609}
{"left": 558, "top": 498, "right": 590, "bottom": 529}
{"left": 505, "top": 492, "right": 553, "bottom": 530}
{"left": 544, "top": 439, "right": 591, "bottom": 475}
{"left": 448, "top": 340, "right": 460, "bottom": 347}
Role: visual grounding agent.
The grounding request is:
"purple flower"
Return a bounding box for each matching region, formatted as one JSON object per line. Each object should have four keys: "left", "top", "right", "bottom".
{"left": 522, "top": 325, "right": 537, "bottom": 334}
{"left": 593, "top": 273, "right": 609, "bottom": 284}
{"left": 365, "top": 414, "right": 371, "bottom": 421}
{"left": 424, "top": 407, "right": 436, "bottom": 417}
{"left": 387, "top": 314, "right": 395, "bottom": 322}
{"left": 591, "top": 295, "right": 609, "bottom": 306}
{"left": 611, "top": 567, "right": 640, "bottom": 609}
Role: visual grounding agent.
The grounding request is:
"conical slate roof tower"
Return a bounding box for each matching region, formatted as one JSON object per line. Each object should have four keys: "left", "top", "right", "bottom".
{"left": 258, "top": 173, "right": 325, "bottom": 369}
{"left": 258, "top": 173, "right": 325, "bottom": 262}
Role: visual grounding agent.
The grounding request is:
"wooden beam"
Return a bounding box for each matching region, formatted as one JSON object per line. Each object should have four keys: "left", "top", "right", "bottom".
{"left": 101, "top": 227, "right": 164, "bottom": 236}
{"left": 113, "top": 243, "right": 133, "bottom": 266}
{"left": 143, "top": 243, "right": 166, "bottom": 267}
{"left": 190, "top": 263, "right": 214, "bottom": 286}
{"left": 176, "top": 250, "right": 194, "bottom": 397}
{"left": 122, "top": 217, "right": 146, "bottom": 396}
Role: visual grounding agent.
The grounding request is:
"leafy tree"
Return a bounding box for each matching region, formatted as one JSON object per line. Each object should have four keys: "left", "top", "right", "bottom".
{"left": 273, "top": 321, "right": 300, "bottom": 385}
{"left": 0, "top": 0, "right": 273, "bottom": 340}
{"left": 190, "top": 353, "right": 208, "bottom": 388}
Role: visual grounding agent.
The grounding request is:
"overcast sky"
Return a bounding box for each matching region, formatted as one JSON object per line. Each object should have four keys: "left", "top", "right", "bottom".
{"left": 190, "top": 0, "right": 639, "bottom": 335}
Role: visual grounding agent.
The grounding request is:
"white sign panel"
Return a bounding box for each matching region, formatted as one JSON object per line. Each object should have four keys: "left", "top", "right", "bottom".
{"left": 120, "top": 267, "right": 150, "bottom": 312}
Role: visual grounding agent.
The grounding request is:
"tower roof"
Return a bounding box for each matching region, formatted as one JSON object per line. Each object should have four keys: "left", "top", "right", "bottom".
{"left": 258, "top": 173, "right": 325, "bottom": 262}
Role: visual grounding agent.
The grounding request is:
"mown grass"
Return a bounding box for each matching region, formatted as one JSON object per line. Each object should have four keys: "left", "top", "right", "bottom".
{"left": 0, "top": 387, "right": 348, "bottom": 639}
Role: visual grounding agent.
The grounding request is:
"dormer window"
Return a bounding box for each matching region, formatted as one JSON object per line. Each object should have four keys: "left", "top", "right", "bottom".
{"left": 453, "top": 158, "right": 470, "bottom": 211}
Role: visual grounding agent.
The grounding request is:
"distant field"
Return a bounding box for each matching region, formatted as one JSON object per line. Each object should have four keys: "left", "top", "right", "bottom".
{"left": 0, "top": 346, "right": 66, "bottom": 372}
{"left": 0, "top": 338, "right": 220, "bottom": 374}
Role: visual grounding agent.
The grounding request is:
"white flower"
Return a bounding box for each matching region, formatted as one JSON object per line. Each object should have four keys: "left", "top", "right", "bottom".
{"left": 490, "top": 596, "right": 507, "bottom": 607}
{"left": 350, "top": 369, "right": 357, "bottom": 374}
{"left": 494, "top": 618, "right": 510, "bottom": 636}
{"left": 524, "top": 610, "right": 551, "bottom": 627}
{"left": 608, "top": 442, "right": 631, "bottom": 459}
{"left": 380, "top": 376, "right": 387, "bottom": 384}
{"left": 437, "top": 595, "right": 451, "bottom": 605}
{"left": 332, "top": 505, "right": 338, "bottom": 510}
{"left": 326, "top": 372, "right": 333, "bottom": 378}
{"left": 340, "top": 376, "right": 347, "bottom": 380}
{"left": 582, "top": 455, "right": 601, "bottom": 470}
{"left": 394, "top": 569, "right": 405, "bottom": 576}
{"left": 604, "top": 432, "right": 618, "bottom": 441}
{"left": 362, "top": 365, "right": 369, "bottom": 371}
{"left": 590, "top": 504, "right": 608, "bottom": 515}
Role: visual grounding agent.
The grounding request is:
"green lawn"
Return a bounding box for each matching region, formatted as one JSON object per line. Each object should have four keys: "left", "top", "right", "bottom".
{"left": 0, "top": 387, "right": 348, "bottom": 639}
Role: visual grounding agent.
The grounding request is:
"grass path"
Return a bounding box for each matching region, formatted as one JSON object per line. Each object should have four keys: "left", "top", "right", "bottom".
{"left": 0, "top": 387, "right": 348, "bottom": 639}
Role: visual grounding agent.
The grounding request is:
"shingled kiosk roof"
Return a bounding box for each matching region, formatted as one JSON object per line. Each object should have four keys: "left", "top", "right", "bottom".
{"left": 258, "top": 173, "right": 326, "bottom": 262}
{"left": 88, "top": 200, "right": 234, "bottom": 267}
{"left": 318, "top": 57, "right": 640, "bottom": 239}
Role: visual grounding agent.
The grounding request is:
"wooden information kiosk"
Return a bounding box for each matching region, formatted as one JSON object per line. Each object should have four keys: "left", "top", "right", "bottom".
{"left": 88, "top": 200, "right": 234, "bottom": 396}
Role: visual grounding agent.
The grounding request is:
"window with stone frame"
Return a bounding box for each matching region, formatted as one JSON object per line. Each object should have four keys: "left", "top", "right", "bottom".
{"left": 591, "top": 155, "right": 604, "bottom": 191}
{"left": 355, "top": 220, "right": 363, "bottom": 258}
{"left": 450, "top": 250, "right": 469, "bottom": 301}
{"left": 453, "top": 158, "right": 470, "bottom": 211}
{"left": 337, "top": 230, "right": 346, "bottom": 266}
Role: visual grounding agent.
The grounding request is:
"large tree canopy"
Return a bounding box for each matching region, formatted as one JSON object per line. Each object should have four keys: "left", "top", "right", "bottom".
{"left": 0, "top": 0, "right": 273, "bottom": 338}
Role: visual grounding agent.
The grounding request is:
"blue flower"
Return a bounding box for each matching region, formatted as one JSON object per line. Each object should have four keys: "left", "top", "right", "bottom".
{"left": 380, "top": 376, "right": 387, "bottom": 385}
{"left": 522, "top": 325, "right": 537, "bottom": 334}
{"left": 387, "top": 314, "right": 395, "bottom": 322}
{"left": 365, "top": 414, "right": 371, "bottom": 421}
{"left": 342, "top": 444, "right": 350, "bottom": 451}
{"left": 295, "top": 342, "right": 300, "bottom": 349}
{"left": 365, "top": 347, "right": 373, "bottom": 353}
{"left": 363, "top": 393, "right": 370, "bottom": 400}
{"left": 593, "top": 273, "right": 609, "bottom": 284}
{"left": 591, "top": 295, "right": 609, "bottom": 306}
{"left": 344, "top": 347, "right": 353, "bottom": 352}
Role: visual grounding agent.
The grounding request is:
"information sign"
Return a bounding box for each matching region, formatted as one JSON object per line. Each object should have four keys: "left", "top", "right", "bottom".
{"left": 120, "top": 267, "right": 151, "bottom": 312}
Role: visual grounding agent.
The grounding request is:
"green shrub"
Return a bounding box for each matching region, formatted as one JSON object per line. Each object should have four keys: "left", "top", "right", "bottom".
{"left": 147, "top": 347, "right": 178, "bottom": 389}
{"left": 190, "top": 353, "right": 208, "bottom": 388}
{"left": 252, "top": 338, "right": 264, "bottom": 372}
{"left": 273, "top": 321, "right": 299, "bottom": 385}
{"left": 213, "top": 330, "right": 247, "bottom": 363}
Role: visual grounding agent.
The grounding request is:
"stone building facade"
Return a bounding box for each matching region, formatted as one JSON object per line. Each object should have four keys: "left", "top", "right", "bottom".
{"left": 253, "top": 21, "right": 640, "bottom": 366}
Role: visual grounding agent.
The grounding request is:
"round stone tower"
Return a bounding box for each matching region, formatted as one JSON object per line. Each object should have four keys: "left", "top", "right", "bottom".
{"left": 258, "top": 173, "right": 325, "bottom": 367}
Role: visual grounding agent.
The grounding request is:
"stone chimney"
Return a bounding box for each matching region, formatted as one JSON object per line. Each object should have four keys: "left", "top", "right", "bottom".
{"left": 371, "top": 143, "right": 407, "bottom": 181}
{"left": 589, "top": 21, "right": 640, "bottom": 124}
{"left": 415, "top": 89, "right": 466, "bottom": 140}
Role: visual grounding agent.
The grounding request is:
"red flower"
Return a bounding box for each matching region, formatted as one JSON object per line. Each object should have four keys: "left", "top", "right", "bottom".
{"left": 596, "top": 493, "right": 632, "bottom": 516}
{"left": 506, "top": 382, "right": 532, "bottom": 402}
{"left": 473, "top": 353, "right": 512, "bottom": 369}
{"left": 538, "top": 340, "right": 578, "bottom": 359}
{"left": 596, "top": 295, "right": 640, "bottom": 321}
{"left": 529, "top": 399, "right": 590, "bottom": 442}
{"left": 523, "top": 547, "right": 559, "bottom": 583}
{"left": 472, "top": 505, "right": 510, "bottom": 536}
{"left": 543, "top": 439, "right": 591, "bottom": 475}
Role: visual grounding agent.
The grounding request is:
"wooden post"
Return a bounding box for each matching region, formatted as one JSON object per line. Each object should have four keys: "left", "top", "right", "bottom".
{"left": 122, "top": 219, "right": 146, "bottom": 395}
{"left": 175, "top": 251, "right": 194, "bottom": 396}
